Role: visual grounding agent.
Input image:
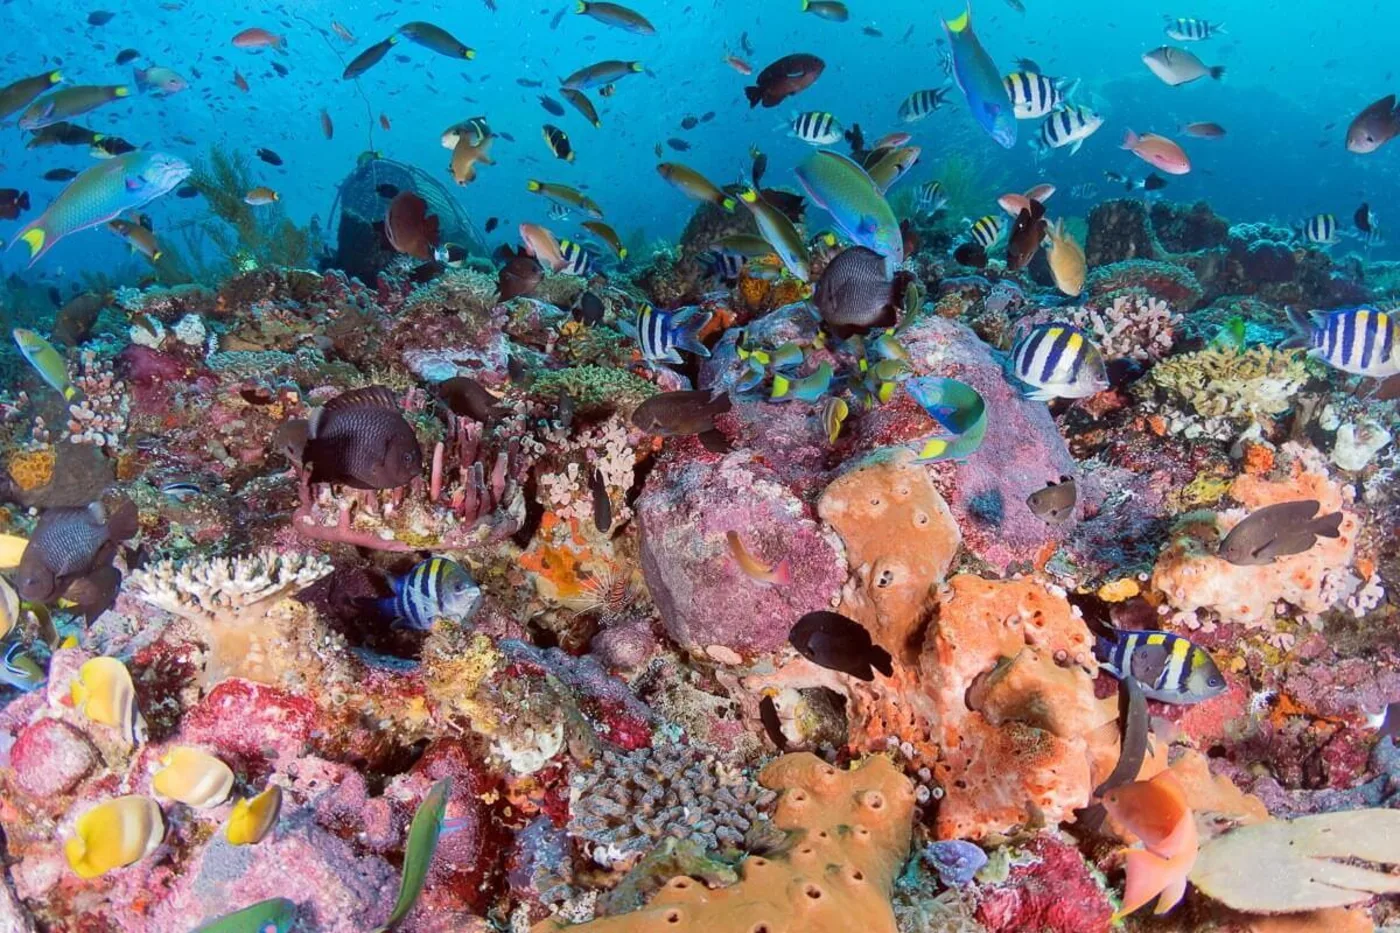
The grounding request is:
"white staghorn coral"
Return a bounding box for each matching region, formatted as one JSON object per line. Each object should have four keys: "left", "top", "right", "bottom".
{"left": 1069, "top": 293, "right": 1181, "bottom": 363}
{"left": 127, "top": 550, "right": 333, "bottom": 623}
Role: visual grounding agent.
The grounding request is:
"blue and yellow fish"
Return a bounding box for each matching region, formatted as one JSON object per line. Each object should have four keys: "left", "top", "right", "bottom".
{"left": 943, "top": 2, "right": 1016, "bottom": 149}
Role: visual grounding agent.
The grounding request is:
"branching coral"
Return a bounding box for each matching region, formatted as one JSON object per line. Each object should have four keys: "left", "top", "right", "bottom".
{"left": 1064, "top": 294, "right": 1181, "bottom": 363}
{"left": 567, "top": 743, "right": 778, "bottom": 871}
{"left": 65, "top": 351, "right": 129, "bottom": 448}
{"left": 1135, "top": 346, "right": 1311, "bottom": 439}
{"left": 536, "top": 415, "right": 635, "bottom": 531}
{"left": 538, "top": 754, "right": 915, "bottom": 933}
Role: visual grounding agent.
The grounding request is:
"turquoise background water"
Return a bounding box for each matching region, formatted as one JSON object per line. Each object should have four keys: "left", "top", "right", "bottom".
{"left": 0, "top": 0, "right": 1395, "bottom": 287}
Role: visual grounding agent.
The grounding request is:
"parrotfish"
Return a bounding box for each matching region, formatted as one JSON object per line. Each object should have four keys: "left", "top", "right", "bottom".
{"left": 904, "top": 376, "right": 988, "bottom": 462}
{"left": 942, "top": 2, "right": 1017, "bottom": 149}
{"left": 10, "top": 151, "right": 190, "bottom": 266}
{"left": 13, "top": 328, "right": 77, "bottom": 400}
{"left": 794, "top": 151, "right": 902, "bottom": 268}
{"left": 193, "top": 897, "right": 297, "bottom": 933}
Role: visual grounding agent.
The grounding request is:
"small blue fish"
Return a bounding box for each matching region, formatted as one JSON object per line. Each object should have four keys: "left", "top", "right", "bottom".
{"left": 1, "top": 640, "right": 46, "bottom": 692}
{"left": 193, "top": 897, "right": 297, "bottom": 933}
{"left": 628, "top": 304, "right": 713, "bottom": 365}
{"left": 382, "top": 557, "right": 482, "bottom": 631}
{"left": 923, "top": 840, "right": 987, "bottom": 886}
{"left": 771, "top": 362, "right": 834, "bottom": 402}
{"left": 160, "top": 481, "right": 202, "bottom": 502}
{"left": 904, "top": 377, "right": 987, "bottom": 462}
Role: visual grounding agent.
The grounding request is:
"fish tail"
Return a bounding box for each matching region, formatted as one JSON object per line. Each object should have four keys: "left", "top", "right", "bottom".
{"left": 744, "top": 85, "right": 762, "bottom": 108}
{"left": 1208, "top": 66, "right": 1225, "bottom": 80}
{"left": 17, "top": 226, "right": 47, "bottom": 263}
{"left": 870, "top": 644, "right": 894, "bottom": 678}
{"left": 1120, "top": 129, "right": 1139, "bottom": 150}
{"left": 629, "top": 62, "right": 643, "bottom": 73}
{"left": 1280, "top": 305, "right": 1317, "bottom": 349}
{"left": 526, "top": 179, "right": 542, "bottom": 192}
{"left": 671, "top": 308, "right": 713, "bottom": 358}
{"left": 463, "top": 48, "right": 477, "bottom": 60}
{"left": 801, "top": 0, "right": 812, "bottom": 8}
{"left": 575, "top": 0, "right": 588, "bottom": 10}
{"left": 114, "top": 86, "right": 130, "bottom": 98}
{"left": 1111, "top": 848, "right": 1186, "bottom": 921}
{"left": 618, "top": 247, "right": 628, "bottom": 260}
{"left": 1311, "top": 511, "right": 1344, "bottom": 539}
{"left": 771, "top": 373, "right": 792, "bottom": 400}
{"left": 768, "top": 557, "right": 793, "bottom": 586}
{"left": 720, "top": 195, "right": 737, "bottom": 213}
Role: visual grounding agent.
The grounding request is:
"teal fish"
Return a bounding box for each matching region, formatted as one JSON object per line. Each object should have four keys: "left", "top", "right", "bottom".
{"left": 398, "top": 22, "right": 476, "bottom": 59}
{"left": 737, "top": 185, "right": 810, "bottom": 280}
{"left": 1, "top": 640, "right": 46, "bottom": 692}
{"left": 771, "top": 362, "right": 834, "bottom": 402}
{"left": 372, "top": 778, "right": 453, "bottom": 933}
{"left": 13, "top": 329, "right": 77, "bottom": 401}
{"left": 943, "top": 2, "right": 1017, "bottom": 149}
{"left": 771, "top": 342, "right": 805, "bottom": 370}
{"left": 10, "top": 150, "right": 189, "bottom": 266}
{"left": 793, "top": 151, "right": 902, "bottom": 267}
{"left": 871, "top": 331, "right": 909, "bottom": 363}
{"left": 904, "top": 376, "right": 987, "bottom": 462}
{"left": 194, "top": 897, "right": 297, "bottom": 933}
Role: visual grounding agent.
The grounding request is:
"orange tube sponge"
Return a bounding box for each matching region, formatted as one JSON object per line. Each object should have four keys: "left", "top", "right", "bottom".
{"left": 532, "top": 753, "right": 915, "bottom": 933}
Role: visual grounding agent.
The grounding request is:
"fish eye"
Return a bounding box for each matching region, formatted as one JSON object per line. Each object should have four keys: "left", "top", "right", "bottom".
{"left": 1208, "top": 676, "right": 1224, "bottom": 687}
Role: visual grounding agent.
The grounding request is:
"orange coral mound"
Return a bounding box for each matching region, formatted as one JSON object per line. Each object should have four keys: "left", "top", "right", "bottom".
{"left": 818, "top": 449, "right": 960, "bottom": 656}
{"left": 921, "top": 575, "right": 1114, "bottom": 840}
{"left": 533, "top": 753, "right": 914, "bottom": 933}
{"left": 7, "top": 448, "right": 55, "bottom": 492}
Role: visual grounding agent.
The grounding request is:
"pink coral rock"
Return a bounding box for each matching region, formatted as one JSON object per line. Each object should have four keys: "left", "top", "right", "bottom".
{"left": 10, "top": 718, "right": 98, "bottom": 800}
{"left": 975, "top": 835, "right": 1114, "bottom": 933}
{"left": 638, "top": 451, "right": 844, "bottom": 658}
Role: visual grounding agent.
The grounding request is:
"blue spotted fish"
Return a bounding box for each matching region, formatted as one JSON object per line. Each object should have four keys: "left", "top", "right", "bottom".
{"left": 381, "top": 557, "right": 483, "bottom": 631}
{"left": 1293, "top": 306, "right": 1399, "bottom": 378}
{"left": 1007, "top": 322, "right": 1108, "bottom": 401}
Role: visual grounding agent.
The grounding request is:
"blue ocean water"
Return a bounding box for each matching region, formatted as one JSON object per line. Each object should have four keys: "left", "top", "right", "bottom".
{"left": 0, "top": 0, "right": 1395, "bottom": 287}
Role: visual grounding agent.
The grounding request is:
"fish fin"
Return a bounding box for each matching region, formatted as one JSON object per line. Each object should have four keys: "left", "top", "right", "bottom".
{"left": 768, "top": 557, "right": 793, "bottom": 586}
{"left": 671, "top": 308, "right": 713, "bottom": 358}
{"left": 1153, "top": 873, "right": 1188, "bottom": 915}
{"left": 1068, "top": 138, "right": 1084, "bottom": 156}
{"left": 771, "top": 373, "right": 792, "bottom": 400}
{"left": 1310, "top": 511, "right": 1344, "bottom": 539}
{"left": 322, "top": 385, "right": 402, "bottom": 416}
{"left": 105, "top": 498, "right": 139, "bottom": 542}
{"left": 1209, "top": 66, "right": 1225, "bottom": 80}
{"left": 744, "top": 85, "right": 762, "bottom": 108}
{"left": 870, "top": 644, "right": 894, "bottom": 678}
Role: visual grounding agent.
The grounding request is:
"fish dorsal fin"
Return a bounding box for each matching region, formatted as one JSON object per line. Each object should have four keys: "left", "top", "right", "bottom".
{"left": 322, "top": 386, "right": 402, "bottom": 418}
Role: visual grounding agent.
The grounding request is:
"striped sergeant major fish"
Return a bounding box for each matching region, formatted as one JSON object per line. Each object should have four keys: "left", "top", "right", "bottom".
{"left": 915, "top": 180, "right": 948, "bottom": 215}
{"left": 623, "top": 303, "right": 714, "bottom": 365}
{"left": 1002, "top": 72, "right": 1076, "bottom": 120}
{"left": 1036, "top": 105, "right": 1103, "bottom": 155}
{"left": 1095, "top": 628, "right": 1227, "bottom": 705}
{"left": 556, "top": 239, "right": 597, "bottom": 277}
{"left": 789, "top": 110, "right": 844, "bottom": 145}
{"left": 897, "top": 87, "right": 951, "bottom": 123}
{"left": 380, "top": 557, "right": 483, "bottom": 632}
{"left": 1007, "top": 322, "right": 1109, "bottom": 401}
{"left": 967, "top": 213, "right": 1005, "bottom": 248}
{"left": 1301, "top": 213, "right": 1337, "bottom": 245}
{"left": 1163, "top": 15, "right": 1225, "bottom": 41}
{"left": 1290, "top": 305, "right": 1399, "bottom": 378}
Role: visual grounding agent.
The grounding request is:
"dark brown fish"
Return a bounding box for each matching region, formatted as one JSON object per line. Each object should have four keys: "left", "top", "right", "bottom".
{"left": 385, "top": 191, "right": 440, "bottom": 261}
{"left": 631, "top": 390, "right": 731, "bottom": 437}
{"left": 52, "top": 292, "right": 107, "bottom": 346}
{"left": 299, "top": 386, "right": 423, "bottom": 490}
{"left": 758, "top": 694, "right": 789, "bottom": 751}
{"left": 16, "top": 497, "right": 138, "bottom": 605}
{"left": 64, "top": 564, "right": 123, "bottom": 625}
{"left": 813, "top": 246, "right": 896, "bottom": 330}
{"left": 43, "top": 168, "right": 79, "bottom": 182}
{"left": 436, "top": 376, "right": 508, "bottom": 423}
{"left": 539, "top": 94, "right": 565, "bottom": 116}
{"left": 590, "top": 468, "right": 612, "bottom": 534}
{"left": 572, "top": 290, "right": 604, "bottom": 325}
{"left": 255, "top": 147, "right": 283, "bottom": 166}
{"left": 1218, "top": 499, "right": 1343, "bottom": 566}
{"left": 0, "top": 188, "right": 30, "bottom": 220}
{"left": 1347, "top": 94, "right": 1400, "bottom": 154}
{"left": 953, "top": 242, "right": 987, "bottom": 268}
{"left": 666, "top": 137, "right": 690, "bottom": 151}
{"left": 1006, "top": 198, "right": 1047, "bottom": 271}
{"left": 1027, "top": 475, "right": 1076, "bottom": 523}
{"left": 788, "top": 610, "right": 892, "bottom": 682}
{"left": 745, "top": 53, "right": 825, "bottom": 108}
{"left": 497, "top": 246, "right": 543, "bottom": 300}
{"left": 343, "top": 36, "right": 396, "bottom": 80}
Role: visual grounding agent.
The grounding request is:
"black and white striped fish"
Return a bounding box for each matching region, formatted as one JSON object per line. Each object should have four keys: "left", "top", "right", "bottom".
{"left": 1007, "top": 322, "right": 1109, "bottom": 400}
{"left": 915, "top": 180, "right": 948, "bottom": 214}
{"left": 1037, "top": 105, "right": 1103, "bottom": 155}
{"left": 897, "top": 87, "right": 951, "bottom": 123}
{"left": 1163, "top": 15, "right": 1225, "bottom": 41}
{"left": 701, "top": 248, "right": 745, "bottom": 281}
{"left": 789, "top": 110, "right": 844, "bottom": 145}
{"left": 938, "top": 48, "right": 953, "bottom": 78}
{"left": 627, "top": 303, "right": 714, "bottom": 364}
{"left": 557, "top": 238, "right": 597, "bottom": 276}
{"left": 380, "top": 557, "right": 483, "bottom": 631}
{"left": 1297, "top": 306, "right": 1399, "bottom": 378}
{"left": 1095, "top": 629, "right": 1227, "bottom": 705}
{"left": 967, "top": 214, "right": 1005, "bottom": 248}
{"left": 1301, "top": 213, "right": 1337, "bottom": 245}
{"left": 1002, "top": 72, "right": 1073, "bottom": 119}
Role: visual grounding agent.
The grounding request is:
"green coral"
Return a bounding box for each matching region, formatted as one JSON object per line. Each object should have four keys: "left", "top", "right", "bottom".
{"left": 531, "top": 365, "right": 658, "bottom": 410}
{"left": 1137, "top": 346, "right": 1313, "bottom": 424}
{"left": 189, "top": 148, "right": 311, "bottom": 275}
